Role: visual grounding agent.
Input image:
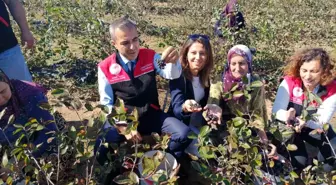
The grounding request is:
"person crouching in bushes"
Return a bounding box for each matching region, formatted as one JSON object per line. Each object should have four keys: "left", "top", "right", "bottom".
{"left": 0, "top": 69, "right": 58, "bottom": 157}
{"left": 205, "top": 44, "right": 269, "bottom": 145}
{"left": 272, "top": 48, "right": 336, "bottom": 173}
{"left": 168, "top": 34, "right": 213, "bottom": 156}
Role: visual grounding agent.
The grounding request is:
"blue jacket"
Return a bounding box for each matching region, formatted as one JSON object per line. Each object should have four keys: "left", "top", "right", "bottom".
{"left": 168, "top": 74, "right": 209, "bottom": 125}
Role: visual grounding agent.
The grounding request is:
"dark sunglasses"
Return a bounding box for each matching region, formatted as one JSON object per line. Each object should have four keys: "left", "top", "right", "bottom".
{"left": 188, "top": 34, "right": 210, "bottom": 42}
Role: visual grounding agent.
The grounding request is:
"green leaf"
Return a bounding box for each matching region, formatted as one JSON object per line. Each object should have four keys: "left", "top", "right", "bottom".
{"left": 36, "top": 125, "right": 44, "bottom": 131}
{"left": 6, "top": 176, "right": 12, "bottom": 185}
{"left": 45, "top": 130, "right": 56, "bottom": 135}
{"left": 191, "top": 161, "right": 202, "bottom": 172}
{"left": 199, "top": 125, "right": 211, "bottom": 137}
{"left": 13, "top": 128, "right": 22, "bottom": 135}
{"left": 61, "top": 146, "right": 69, "bottom": 155}
{"left": 113, "top": 172, "right": 132, "bottom": 184}
{"left": 132, "top": 152, "right": 144, "bottom": 158}
{"left": 85, "top": 103, "right": 94, "bottom": 111}
{"left": 51, "top": 88, "right": 65, "bottom": 95}
{"left": 254, "top": 159, "right": 263, "bottom": 167}
{"left": 87, "top": 118, "right": 94, "bottom": 127}
{"left": 102, "top": 143, "right": 109, "bottom": 148}
{"left": 269, "top": 160, "right": 275, "bottom": 168}
{"left": 309, "top": 129, "right": 319, "bottom": 136}
{"left": 151, "top": 132, "right": 161, "bottom": 142}
{"left": 254, "top": 169, "right": 263, "bottom": 177}
{"left": 0, "top": 107, "right": 7, "bottom": 120}
{"left": 96, "top": 105, "right": 110, "bottom": 114}
{"left": 301, "top": 110, "right": 308, "bottom": 120}
{"left": 36, "top": 143, "right": 43, "bottom": 149}
{"left": 142, "top": 156, "right": 156, "bottom": 176}
{"left": 287, "top": 144, "right": 298, "bottom": 151}
{"left": 233, "top": 90, "right": 244, "bottom": 98}
{"left": 132, "top": 108, "right": 139, "bottom": 121}
{"left": 313, "top": 159, "right": 318, "bottom": 166}
{"left": 250, "top": 80, "right": 263, "bottom": 88}
{"left": 230, "top": 83, "right": 239, "bottom": 92}
{"left": 290, "top": 171, "right": 299, "bottom": 179}
{"left": 38, "top": 102, "right": 52, "bottom": 111}
{"left": 7, "top": 115, "right": 15, "bottom": 124}
{"left": 187, "top": 131, "right": 198, "bottom": 139}
{"left": 232, "top": 117, "right": 245, "bottom": 127}
{"left": 306, "top": 106, "right": 316, "bottom": 111}
{"left": 2, "top": 150, "right": 8, "bottom": 167}
{"left": 128, "top": 171, "right": 139, "bottom": 184}
{"left": 13, "top": 124, "right": 24, "bottom": 128}
{"left": 241, "top": 143, "right": 251, "bottom": 149}
{"left": 314, "top": 95, "right": 323, "bottom": 105}
{"left": 332, "top": 175, "right": 336, "bottom": 181}
{"left": 323, "top": 123, "right": 330, "bottom": 132}
{"left": 199, "top": 146, "right": 216, "bottom": 159}
{"left": 187, "top": 152, "right": 199, "bottom": 160}
{"left": 70, "top": 126, "right": 76, "bottom": 132}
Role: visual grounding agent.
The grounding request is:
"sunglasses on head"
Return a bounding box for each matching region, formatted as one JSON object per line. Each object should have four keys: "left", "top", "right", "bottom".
{"left": 188, "top": 34, "right": 210, "bottom": 42}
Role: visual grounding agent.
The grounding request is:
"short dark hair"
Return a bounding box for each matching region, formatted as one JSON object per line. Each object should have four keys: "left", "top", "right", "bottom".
{"left": 109, "top": 16, "right": 137, "bottom": 40}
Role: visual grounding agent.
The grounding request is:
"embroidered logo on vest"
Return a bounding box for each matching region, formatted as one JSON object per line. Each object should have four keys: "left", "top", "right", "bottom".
{"left": 292, "top": 86, "right": 304, "bottom": 104}
{"left": 109, "top": 63, "right": 122, "bottom": 75}
{"left": 293, "top": 87, "right": 303, "bottom": 97}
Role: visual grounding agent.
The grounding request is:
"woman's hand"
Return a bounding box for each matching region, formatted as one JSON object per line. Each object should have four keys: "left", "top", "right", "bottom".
{"left": 286, "top": 108, "right": 296, "bottom": 124}
{"left": 182, "top": 100, "right": 202, "bottom": 113}
{"left": 203, "top": 104, "right": 222, "bottom": 125}
{"left": 285, "top": 108, "right": 296, "bottom": 126}
{"left": 294, "top": 118, "right": 306, "bottom": 133}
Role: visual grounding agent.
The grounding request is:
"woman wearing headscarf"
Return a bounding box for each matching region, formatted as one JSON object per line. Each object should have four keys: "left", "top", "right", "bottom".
{"left": 214, "top": 0, "right": 246, "bottom": 38}
{"left": 0, "top": 69, "right": 58, "bottom": 157}
{"left": 205, "top": 44, "right": 268, "bottom": 142}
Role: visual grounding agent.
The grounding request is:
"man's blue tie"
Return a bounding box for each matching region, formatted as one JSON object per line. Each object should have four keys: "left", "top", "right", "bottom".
{"left": 127, "top": 61, "right": 133, "bottom": 78}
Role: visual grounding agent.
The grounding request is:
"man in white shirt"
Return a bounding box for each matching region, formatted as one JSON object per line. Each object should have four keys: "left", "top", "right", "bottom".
{"left": 95, "top": 16, "right": 192, "bottom": 165}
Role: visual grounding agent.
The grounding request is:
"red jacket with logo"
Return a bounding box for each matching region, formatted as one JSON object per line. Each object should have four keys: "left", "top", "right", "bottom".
{"left": 284, "top": 76, "right": 336, "bottom": 116}
{"left": 98, "top": 48, "right": 160, "bottom": 118}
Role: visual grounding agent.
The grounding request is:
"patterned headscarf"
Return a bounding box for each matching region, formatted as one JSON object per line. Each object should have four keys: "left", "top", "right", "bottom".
{"left": 222, "top": 44, "right": 252, "bottom": 93}
{"left": 0, "top": 70, "right": 47, "bottom": 128}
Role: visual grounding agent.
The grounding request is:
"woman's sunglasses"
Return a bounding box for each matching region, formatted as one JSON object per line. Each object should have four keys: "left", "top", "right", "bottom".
{"left": 188, "top": 34, "right": 210, "bottom": 43}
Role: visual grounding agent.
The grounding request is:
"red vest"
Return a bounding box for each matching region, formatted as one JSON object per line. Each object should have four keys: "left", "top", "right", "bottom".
{"left": 98, "top": 49, "right": 160, "bottom": 117}
{"left": 284, "top": 76, "right": 336, "bottom": 116}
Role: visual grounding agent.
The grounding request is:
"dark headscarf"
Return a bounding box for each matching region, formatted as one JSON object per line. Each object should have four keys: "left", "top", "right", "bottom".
{"left": 0, "top": 70, "right": 47, "bottom": 128}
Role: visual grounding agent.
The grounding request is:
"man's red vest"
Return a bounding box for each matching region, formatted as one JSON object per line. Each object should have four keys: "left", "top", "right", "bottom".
{"left": 284, "top": 76, "right": 336, "bottom": 116}
{"left": 98, "top": 48, "right": 160, "bottom": 118}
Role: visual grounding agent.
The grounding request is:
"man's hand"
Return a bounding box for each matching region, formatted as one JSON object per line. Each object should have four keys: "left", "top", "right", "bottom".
{"left": 21, "top": 30, "right": 35, "bottom": 49}
{"left": 203, "top": 104, "right": 222, "bottom": 125}
{"left": 161, "top": 46, "right": 178, "bottom": 64}
{"left": 116, "top": 125, "right": 142, "bottom": 142}
{"left": 182, "top": 100, "right": 202, "bottom": 113}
